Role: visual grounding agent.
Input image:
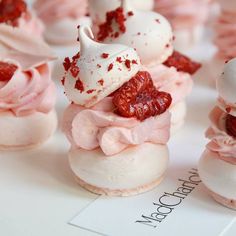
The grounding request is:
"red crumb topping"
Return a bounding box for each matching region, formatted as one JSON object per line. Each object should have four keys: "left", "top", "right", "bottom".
{"left": 116, "top": 57, "right": 122, "bottom": 63}
{"left": 70, "top": 64, "right": 80, "bottom": 78}
{"left": 127, "top": 11, "right": 134, "bottom": 16}
{"left": 132, "top": 60, "right": 138, "bottom": 64}
{"left": 87, "top": 89, "right": 96, "bottom": 94}
{"left": 0, "top": 61, "right": 17, "bottom": 81}
{"left": 113, "top": 71, "right": 172, "bottom": 121}
{"left": 226, "top": 114, "right": 236, "bottom": 138}
{"left": 163, "top": 51, "right": 201, "bottom": 75}
{"left": 125, "top": 59, "right": 131, "bottom": 69}
{"left": 101, "top": 53, "right": 109, "bottom": 58}
{"left": 108, "top": 63, "right": 113, "bottom": 71}
{"left": 0, "top": 0, "right": 27, "bottom": 26}
{"left": 98, "top": 79, "right": 104, "bottom": 86}
{"left": 74, "top": 78, "right": 84, "bottom": 93}
{"left": 97, "top": 64, "right": 102, "bottom": 68}
{"left": 61, "top": 76, "right": 65, "bottom": 86}
{"left": 63, "top": 57, "right": 71, "bottom": 71}
{"left": 97, "top": 7, "right": 126, "bottom": 41}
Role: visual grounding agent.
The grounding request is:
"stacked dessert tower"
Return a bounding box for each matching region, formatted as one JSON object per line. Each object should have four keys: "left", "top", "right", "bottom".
{"left": 199, "top": 58, "right": 236, "bottom": 210}
{"left": 62, "top": 25, "right": 172, "bottom": 196}
{"left": 154, "top": 0, "right": 210, "bottom": 50}
{"left": 34, "top": 0, "right": 91, "bottom": 44}
{"left": 0, "top": 0, "right": 57, "bottom": 150}
{"left": 90, "top": 0, "right": 201, "bottom": 133}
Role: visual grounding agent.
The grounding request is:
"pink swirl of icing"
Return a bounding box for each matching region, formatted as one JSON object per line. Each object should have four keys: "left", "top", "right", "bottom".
{"left": 0, "top": 61, "right": 56, "bottom": 116}
{"left": 63, "top": 98, "right": 171, "bottom": 156}
{"left": 154, "top": 0, "right": 209, "bottom": 30}
{"left": 143, "top": 64, "right": 193, "bottom": 105}
{"left": 34, "top": 0, "right": 88, "bottom": 24}
{"left": 214, "top": 10, "right": 236, "bottom": 60}
{"left": 206, "top": 106, "right": 236, "bottom": 164}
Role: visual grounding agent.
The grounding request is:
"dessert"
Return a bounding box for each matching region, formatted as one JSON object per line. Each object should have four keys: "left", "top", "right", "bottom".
{"left": 34, "top": 0, "right": 91, "bottom": 44}
{"left": 62, "top": 25, "right": 172, "bottom": 196}
{"left": 0, "top": 0, "right": 44, "bottom": 36}
{"left": 154, "top": 0, "right": 210, "bottom": 50}
{"left": 0, "top": 24, "right": 57, "bottom": 150}
{"left": 95, "top": 0, "right": 201, "bottom": 133}
{"left": 88, "top": 0, "right": 154, "bottom": 34}
{"left": 198, "top": 58, "right": 236, "bottom": 210}
{"left": 207, "top": 0, "right": 236, "bottom": 83}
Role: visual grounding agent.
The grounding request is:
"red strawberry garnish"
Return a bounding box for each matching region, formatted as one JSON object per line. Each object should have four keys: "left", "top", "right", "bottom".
{"left": 163, "top": 51, "right": 201, "bottom": 75}
{"left": 113, "top": 71, "right": 172, "bottom": 121}
{"left": 0, "top": 0, "right": 27, "bottom": 26}
{"left": 0, "top": 61, "right": 17, "bottom": 81}
{"left": 225, "top": 114, "right": 236, "bottom": 138}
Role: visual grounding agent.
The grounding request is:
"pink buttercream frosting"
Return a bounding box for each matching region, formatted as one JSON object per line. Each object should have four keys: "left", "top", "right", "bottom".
{"left": 206, "top": 106, "right": 236, "bottom": 165}
{"left": 34, "top": 0, "right": 88, "bottom": 24}
{"left": 144, "top": 64, "right": 193, "bottom": 105}
{"left": 154, "top": 0, "right": 209, "bottom": 30}
{"left": 214, "top": 10, "right": 236, "bottom": 60}
{"left": 0, "top": 24, "right": 56, "bottom": 117}
{"left": 62, "top": 98, "right": 171, "bottom": 156}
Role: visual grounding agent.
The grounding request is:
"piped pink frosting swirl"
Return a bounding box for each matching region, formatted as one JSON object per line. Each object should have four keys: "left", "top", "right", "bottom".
{"left": 206, "top": 106, "right": 236, "bottom": 165}
{"left": 34, "top": 0, "right": 88, "bottom": 24}
{"left": 214, "top": 10, "right": 236, "bottom": 60}
{"left": 143, "top": 64, "right": 193, "bottom": 105}
{"left": 63, "top": 98, "right": 171, "bottom": 156}
{"left": 154, "top": 0, "right": 209, "bottom": 30}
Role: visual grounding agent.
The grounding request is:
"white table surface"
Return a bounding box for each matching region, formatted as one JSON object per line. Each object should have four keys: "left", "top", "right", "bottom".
{"left": 0, "top": 1, "right": 235, "bottom": 235}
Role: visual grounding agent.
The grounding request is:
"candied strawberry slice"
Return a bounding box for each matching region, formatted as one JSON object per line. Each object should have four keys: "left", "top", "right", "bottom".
{"left": 225, "top": 114, "right": 236, "bottom": 138}
{"left": 0, "top": 61, "right": 17, "bottom": 81}
{"left": 113, "top": 71, "right": 172, "bottom": 121}
{"left": 163, "top": 51, "right": 201, "bottom": 75}
{"left": 0, "top": 0, "right": 27, "bottom": 26}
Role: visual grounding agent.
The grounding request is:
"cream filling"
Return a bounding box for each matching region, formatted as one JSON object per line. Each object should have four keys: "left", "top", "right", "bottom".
{"left": 69, "top": 143, "right": 169, "bottom": 190}
{"left": 199, "top": 149, "right": 236, "bottom": 200}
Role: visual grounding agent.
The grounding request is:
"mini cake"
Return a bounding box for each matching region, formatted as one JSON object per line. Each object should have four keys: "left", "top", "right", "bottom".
{"left": 62, "top": 25, "right": 172, "bottom": 196}
{"left": 198, "top": 58, "right": 236, "bottom": 210}
{"left": 0, "top": 24, "right": 57, "bottom": 150}
{"left": 207, "top": 0, "right": 236, "bottom": 83}
{"left": 154, "top": 0, "right": 210, "bottom": 50}
{"left": 0, "top": 0, "right": 44, "bottom": 36}
{"left": 94, "top": 0, "right": 201, "bottom": 133}
{"left": 34, "top": 0, "right": 91, "bottom": 45}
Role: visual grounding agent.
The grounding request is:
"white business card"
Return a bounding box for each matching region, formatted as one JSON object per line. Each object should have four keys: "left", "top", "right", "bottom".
{"left": 69, "top": 167, "right": 235, "bottom": 236}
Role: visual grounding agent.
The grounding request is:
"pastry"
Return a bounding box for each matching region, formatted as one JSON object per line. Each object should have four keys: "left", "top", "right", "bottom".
{"left": 94, "top": 0, "right": 201, "bottom": 133}
{"left": 198, "top": 58, "right": 236, "bottom": 210}
{"left": 34, "top": 0, "right": 91, "bottom": 45}
{"left": 154, "top": 0, "right": 210, "bottom": 51}
{"left": 0, "top": 24, "right": 57, "bottom": 150}
{"left": 62, "top": 25, "right": 172, "bottom": 196}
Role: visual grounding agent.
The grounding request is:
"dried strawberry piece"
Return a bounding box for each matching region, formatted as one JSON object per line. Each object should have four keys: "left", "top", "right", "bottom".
{"left": 163, "top": 51, "right": 201, "bottom": 75}
{"left": 0, "top": 0, "right": 27, "bottom": 26}
{"left": 113, "top": 71, "right": 172, "bottom": 121}
{"left": 225, "top": 114, "right": 236, "bottom": 138}
{"left": 0, "top": 61, "right": 17, "bottom": 81}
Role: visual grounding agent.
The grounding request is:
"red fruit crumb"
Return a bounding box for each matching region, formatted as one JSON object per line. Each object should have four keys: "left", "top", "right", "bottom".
{"left": 116, "top": 57, "right": 122, "bottom": 63}
{"left": 61, "top": 76, "right": 65, "bottom": 86}
{"left": 132, "top": 60, "right": 138, "bottom": 64}
{"left": 98, "top": 79, "right": 104, "bottom": 86}
{"left": 108, "top": 63, "right": 113, "bottom": 71}
{"left": 63, "top": 57, "right": 71, "bottom": 71}
{"left": 70, "top": 64, "right": 80, "bottom": 78}
{"left": 125, "top": 59, "right": 131, "bottom": 69}
{"left": 113, "top": 71, "right": 172, "bottom": 121}
{"left": 128, "top": 11, "right": 134, "bottom": 16}
{"left": 87, "top": 89, "right": 96, "bottom": 94}
{"left": 163, "top": 51, "right": 201, "bottom": 75}
{"left": 0, "top": 0, "right": 27, "bottom": 26}
{"left": 97, "top": 7, "right": 126, "bottom": 41}
{"left": 0, "top": 61, "right": 17, "bottom": 81}
{"left": 74, "top": 78, "right": 84, "bottom": 93}
{"left": 101, "top": 53, "right": 109, "bottom": 58}
{"left": 97, "top": 64, "right": 102, "bottom": 68}
{"left": 225, "top": 114, "right": 236, "bottom": 138}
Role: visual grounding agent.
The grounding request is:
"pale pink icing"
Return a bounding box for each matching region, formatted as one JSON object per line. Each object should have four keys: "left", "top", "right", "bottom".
{"left": 34, "top": 0, "right": 88, "bottom": 24}
{"left": 214, "top": 10, "right": 236, "bottom": 60}
{"left": 62, "top": 98, "right": 171, "bottom": 156}
{"left": 143, "top": 64, "right": 193, "bottom": 105}
{"left": 206, "top": 106, "right": 236, "bottom": 165}
{"left": 0, "top": 61, "right": 56, "bottom": 116}
{"left": 154, "top": 0, "right": 209, "bottom": 30}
